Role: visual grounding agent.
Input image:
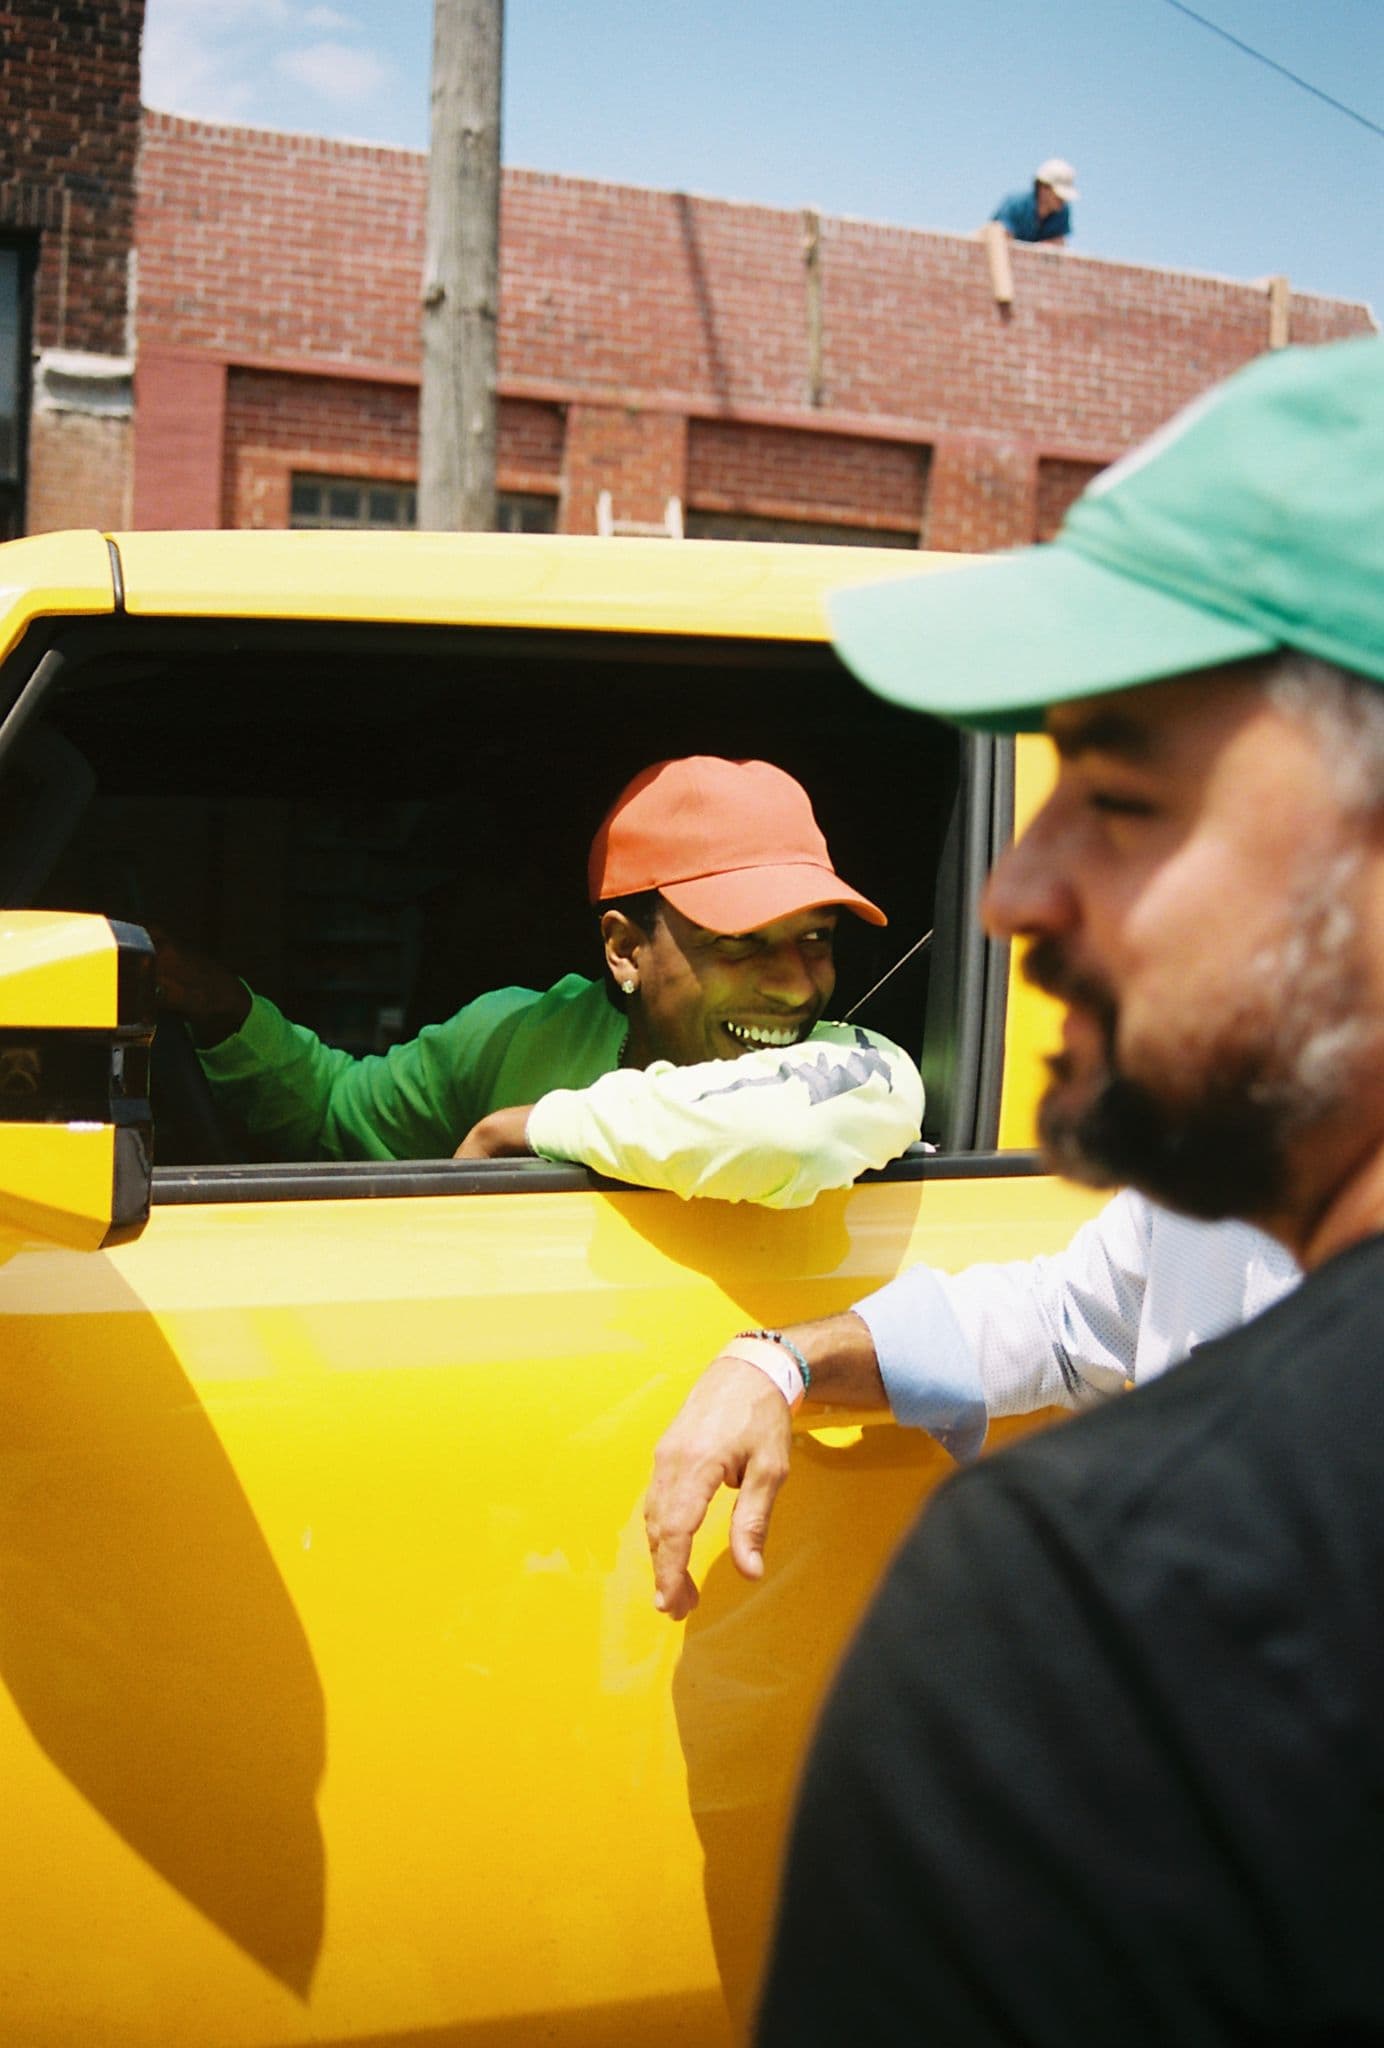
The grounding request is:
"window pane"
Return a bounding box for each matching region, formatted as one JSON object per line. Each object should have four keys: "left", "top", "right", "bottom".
{"left": 497, "top": 492, "right": 557, "bottom": 535}
{"left": 289, "top": 477, "right": 555, "bottom": 535}
{"left": 684, "top": 510, "right": 917, "bottom": 548}
{"left": 291, "top": 475, "right": 418, "bottom": 530}
{"left": 0, "top": 249, "right": 20, "bottom": 485}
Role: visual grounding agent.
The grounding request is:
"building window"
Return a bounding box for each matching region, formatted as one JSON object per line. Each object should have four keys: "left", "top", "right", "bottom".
{"left": 290, "top": 476, "right": 416, "bottom": 528}
{"left": 494, "top": 492, "right": 559, "bottom": 534}
{"left": 684, "top": 510, "right": 918, "bottom": 548}
{"left": 289, "top": 475, "right": 556, "bottom": 534}
{"left": 0, "top": 242, "right": 35, "bottom": 543}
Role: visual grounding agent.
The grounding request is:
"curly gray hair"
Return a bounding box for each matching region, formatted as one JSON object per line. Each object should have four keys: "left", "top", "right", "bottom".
{"left": 1264, "top": 651, "right": 1384, "bottom": 814}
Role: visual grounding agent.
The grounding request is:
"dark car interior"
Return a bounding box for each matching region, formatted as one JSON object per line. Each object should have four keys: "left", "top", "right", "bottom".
{"left": 0, "top": 612, "right": 1009, "bottom": 1172}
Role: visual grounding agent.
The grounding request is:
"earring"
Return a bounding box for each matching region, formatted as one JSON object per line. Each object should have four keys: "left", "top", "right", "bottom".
{"left": 620, "top": 978, "right": 636, "bottom": 995}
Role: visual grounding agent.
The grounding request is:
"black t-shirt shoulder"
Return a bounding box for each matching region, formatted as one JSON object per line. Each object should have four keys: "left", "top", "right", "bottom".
{"left": 953, "top": 1226, "right": 1384, "bottom": 1592}
{"left": 757, "top": 1233, "right": 1384, "bottom": 2048}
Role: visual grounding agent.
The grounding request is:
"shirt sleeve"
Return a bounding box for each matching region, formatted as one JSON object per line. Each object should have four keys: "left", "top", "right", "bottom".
{"left": 197, "top": 987, "right": 528, "bottom": 1160}
{"left": 855, "top": 1189, "right": 1155, "bottom": 1456}
{"left": 524, "top": 1022, "right": 923, "bottom": 1208}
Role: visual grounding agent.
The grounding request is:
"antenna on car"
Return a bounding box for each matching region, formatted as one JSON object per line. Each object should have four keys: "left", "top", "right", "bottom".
{"left": 842, "top": 928, "right": 934, "bottom": 1023}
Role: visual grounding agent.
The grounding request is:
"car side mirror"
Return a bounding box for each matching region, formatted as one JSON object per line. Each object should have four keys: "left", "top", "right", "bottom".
{"left": 0, "top": 913, "right": 155, "bottom": 1250}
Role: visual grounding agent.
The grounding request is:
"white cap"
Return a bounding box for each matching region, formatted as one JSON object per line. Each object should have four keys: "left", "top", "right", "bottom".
{"left": 1035, "top": 157, "right": 1079, "bottom": 202}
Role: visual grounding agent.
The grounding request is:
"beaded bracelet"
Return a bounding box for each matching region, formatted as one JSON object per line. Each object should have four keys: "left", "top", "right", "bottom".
{"left": 728, "top": 1327, "right": 813, "bottom": 1409}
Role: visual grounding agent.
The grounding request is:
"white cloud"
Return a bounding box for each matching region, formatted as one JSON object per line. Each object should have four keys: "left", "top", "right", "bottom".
{"left": 146, "top": 0, "right": 291, "bottom": 32}
{"left": 142, "top": 0, "right": 292, "bottom": 115}
{"left": 141, "top": 0, "right": 406, "bottom": 137}
{"left": 141, "top": 23, "right": 249, "bottom": 116}
{"left": 274, "top": 39, "right": 390, "bottom": 107}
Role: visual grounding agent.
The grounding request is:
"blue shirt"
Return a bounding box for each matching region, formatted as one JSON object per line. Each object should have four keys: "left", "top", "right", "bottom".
{"left": 991, "top": 188, "right": 1071, "bottom": 243}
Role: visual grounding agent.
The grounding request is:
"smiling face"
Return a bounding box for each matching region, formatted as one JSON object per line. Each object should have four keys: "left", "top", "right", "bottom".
{"left": 604, "top": 898, "right": 838, "bottom": 1068}
{"left": 982, "top": 661, "right": 1384, "bottom": 1249}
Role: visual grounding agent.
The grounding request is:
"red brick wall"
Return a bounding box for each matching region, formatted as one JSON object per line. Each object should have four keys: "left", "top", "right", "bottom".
{"left": 135, "top": 117, "right": 425, "bottom": 373}
{"left": 562, "top": 405, "right": 685, "bottom": 535}
{"left": 132, "top": 347, "right": 225, "bottom": 527}
{"left": 506, "top": 182, "right": 818, "bottom": 412}
{"left": 133, "top": 114, "right": 1376, "bottom": 544}
{"left": 815, "top": 223, "right": 1329, "bottom": 451}
{"left": 27, "top": 409, "right": 131, "bottom": 530}
{"left": 687, "top": 421, "right": 925, "bottom": 535}
{"left": 499, "top": 396, "right": 565, "bottom": 488}
{"left": 218, "top": 370, "right": 416, "bottom": 528}
{"left": 2, "top": 0, "right": 144, "bottom": 356}
{"left": 926, "top": 434, "right": 1036, "bottom": 554}
{"left": 203, "top": 369, "right": 563, "bottom": 529}
{"left": 1036, "top": 457, "right": 1104, "bottom": 543}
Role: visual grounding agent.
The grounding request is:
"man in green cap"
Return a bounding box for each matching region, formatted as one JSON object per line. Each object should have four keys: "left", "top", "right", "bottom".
{"left": 753, "top": 335, "right": 1384, "bottom": 2044}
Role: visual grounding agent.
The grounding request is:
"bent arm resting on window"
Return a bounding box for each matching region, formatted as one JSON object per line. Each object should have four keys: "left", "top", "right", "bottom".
{"left": 526, "top": 1022, "right": 923, "bottom": 1207}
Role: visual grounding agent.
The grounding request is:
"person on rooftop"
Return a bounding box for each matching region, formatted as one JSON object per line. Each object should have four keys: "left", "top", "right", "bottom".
{"left": 990, "top": 156, "right": 1079, "bottom": 245}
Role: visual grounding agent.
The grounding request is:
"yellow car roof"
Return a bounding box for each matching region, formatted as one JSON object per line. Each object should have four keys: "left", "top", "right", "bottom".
{"left": 0, "top": 531, "right": 119, "bottom": 665}
{"left": 106, "top": 529, "right": 958, "bottom": 642}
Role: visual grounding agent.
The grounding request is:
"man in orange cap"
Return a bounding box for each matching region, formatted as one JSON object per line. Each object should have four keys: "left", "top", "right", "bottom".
{"left": 156, "top": 756, "right": 923, "bottom": 1207}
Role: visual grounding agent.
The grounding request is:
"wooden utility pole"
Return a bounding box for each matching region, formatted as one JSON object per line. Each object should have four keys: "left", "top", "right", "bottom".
{"left": 418, "top": 0, "right": 503, "bottom": 530}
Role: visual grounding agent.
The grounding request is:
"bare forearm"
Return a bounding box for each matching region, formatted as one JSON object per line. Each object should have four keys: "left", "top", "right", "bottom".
{"left": 785, "top": 1309, "right": 887, "bottom": 1410}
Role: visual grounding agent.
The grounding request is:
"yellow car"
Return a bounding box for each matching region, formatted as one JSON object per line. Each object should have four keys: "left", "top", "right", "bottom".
{"left": 0, "top": 529, "right": 1095, "bottom": 2045}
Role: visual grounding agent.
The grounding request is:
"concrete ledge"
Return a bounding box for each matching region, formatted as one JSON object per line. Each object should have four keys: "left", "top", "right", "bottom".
{"left": 35, "top": 350, "right": 135, "bottom": 419}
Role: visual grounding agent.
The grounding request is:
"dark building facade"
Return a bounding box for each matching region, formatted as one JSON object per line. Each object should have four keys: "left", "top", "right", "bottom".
{"left": 1, "top": 0, "right": 145, "bottom": 538}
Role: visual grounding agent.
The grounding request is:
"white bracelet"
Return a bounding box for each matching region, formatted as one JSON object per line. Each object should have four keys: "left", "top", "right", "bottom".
{"left": 724, "top": 1331, "right": 808, "bottom": 1411}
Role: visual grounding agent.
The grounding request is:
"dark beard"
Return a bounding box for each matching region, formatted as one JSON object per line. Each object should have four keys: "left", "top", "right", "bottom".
{"left": 1026, "top": 938, "right": 1292, "bottom": 1221}
{"left": 1038, "top": 1062, "right": 1291, "bottom": 1220}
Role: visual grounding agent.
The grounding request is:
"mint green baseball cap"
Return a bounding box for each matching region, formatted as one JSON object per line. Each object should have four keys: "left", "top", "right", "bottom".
{"left": 829, "top": 335, "right": 1384, "bottom": 733}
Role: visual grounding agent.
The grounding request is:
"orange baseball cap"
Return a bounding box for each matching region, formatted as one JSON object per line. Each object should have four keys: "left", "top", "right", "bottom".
{"left": 588, "top": 756, "right": 887, "bottom": 932}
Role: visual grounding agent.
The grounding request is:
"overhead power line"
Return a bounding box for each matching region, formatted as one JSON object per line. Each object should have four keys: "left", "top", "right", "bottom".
{"left": 1160, "top": 0, "right": 1384, "bottom": 140}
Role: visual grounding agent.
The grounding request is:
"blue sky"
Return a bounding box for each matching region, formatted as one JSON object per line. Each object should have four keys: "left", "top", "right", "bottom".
{"left": 141, "top": 0, "right": 1382, "bottom": 315}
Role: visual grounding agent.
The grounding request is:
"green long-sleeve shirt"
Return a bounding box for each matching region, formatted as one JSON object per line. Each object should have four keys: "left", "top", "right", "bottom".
{"left": 200, "top": 974, "right": 625, "bottom": 1162}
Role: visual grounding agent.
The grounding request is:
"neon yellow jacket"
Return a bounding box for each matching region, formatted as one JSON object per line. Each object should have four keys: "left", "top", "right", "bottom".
{"left": 526, "top": 1019, "right": 923, "bottom": 1207}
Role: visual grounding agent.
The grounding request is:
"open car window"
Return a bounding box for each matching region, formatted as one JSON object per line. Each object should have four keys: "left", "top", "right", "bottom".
{"left": 0, "top": 611, "right": 989, "bottom": 1182}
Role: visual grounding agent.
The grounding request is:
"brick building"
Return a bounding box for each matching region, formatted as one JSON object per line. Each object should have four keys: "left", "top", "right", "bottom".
{"left": 2, "top": 10, "right": 1374, "bottom": 550}
{"left": 127, "top": 113, "right": 1377, "bottom": 550}
{"left": 1, "top": 0, "right": 144, "bottom": 538}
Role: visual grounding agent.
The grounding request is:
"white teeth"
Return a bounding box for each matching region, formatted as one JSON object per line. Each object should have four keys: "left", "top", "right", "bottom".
{"left": 726, "top": 1022, "right": 798, "bottom": 1048}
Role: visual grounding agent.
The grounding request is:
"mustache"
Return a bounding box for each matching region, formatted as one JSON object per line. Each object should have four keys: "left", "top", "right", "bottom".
{"left": 1022, "top": 937, "right": 1118, "bottom": 1029}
